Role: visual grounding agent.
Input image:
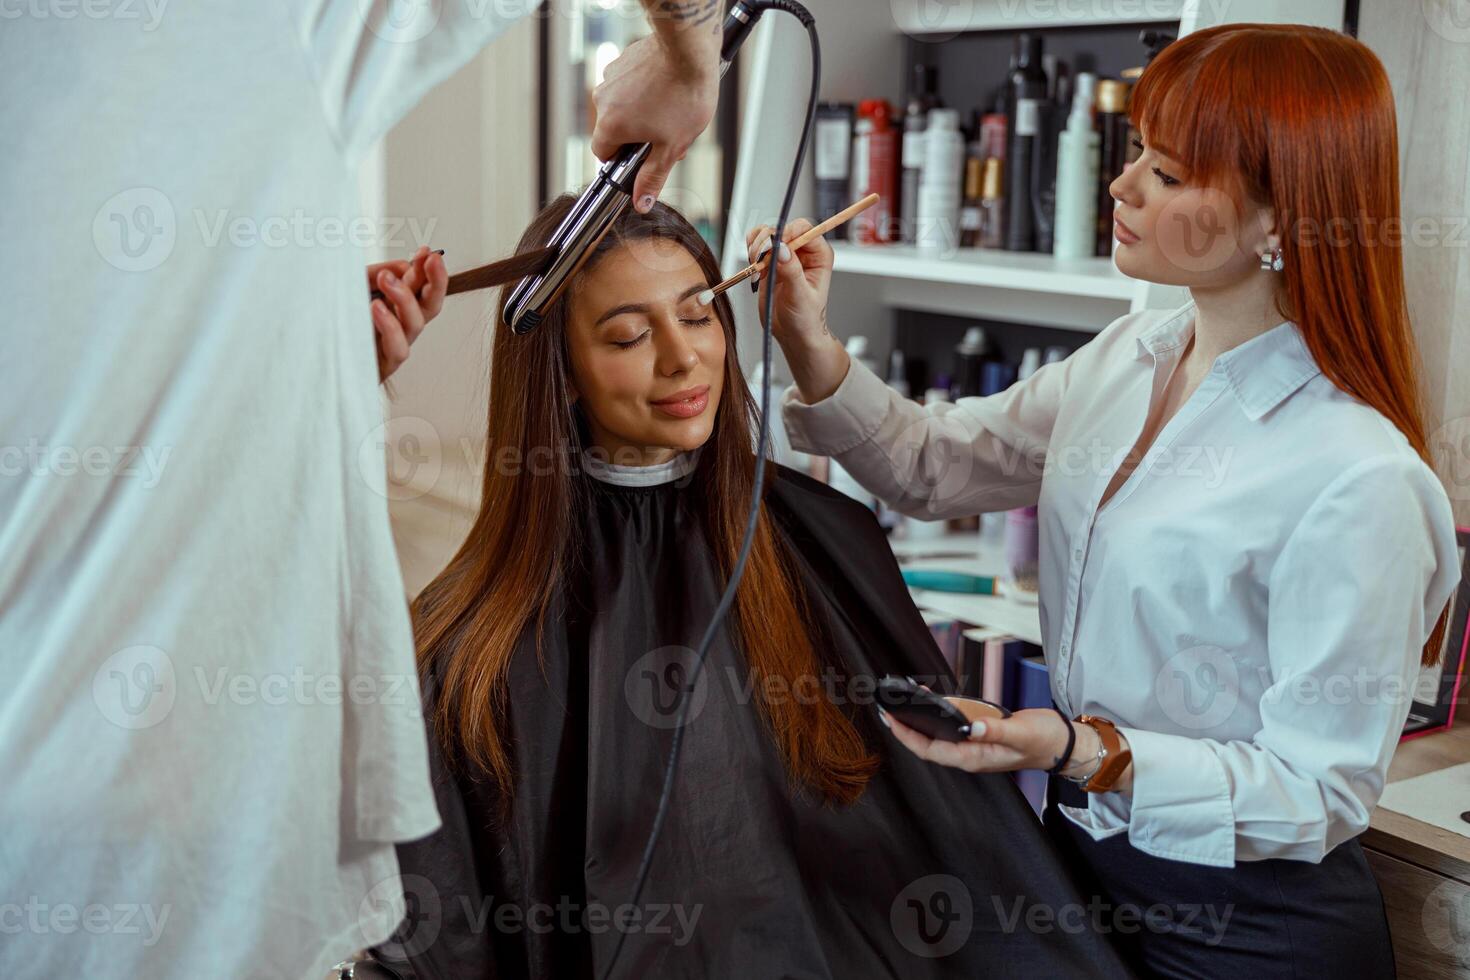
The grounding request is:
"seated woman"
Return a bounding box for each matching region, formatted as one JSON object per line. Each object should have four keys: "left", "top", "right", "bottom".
{"left": 371, "top": 197, "right": 1132, "bottom": 979}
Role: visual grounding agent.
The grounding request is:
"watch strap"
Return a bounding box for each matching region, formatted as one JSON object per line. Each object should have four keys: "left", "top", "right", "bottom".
{"left": 1074, "top": 714, "right": 1132, "bottom": 793}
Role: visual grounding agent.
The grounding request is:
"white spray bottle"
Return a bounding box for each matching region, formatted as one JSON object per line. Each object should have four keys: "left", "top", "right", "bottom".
{"left": 1053, "top": 73, "right": 1100, "bottom": 260}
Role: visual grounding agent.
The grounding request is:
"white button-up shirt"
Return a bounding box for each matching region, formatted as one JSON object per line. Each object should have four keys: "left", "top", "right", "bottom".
{"left": 783, "top": 301, "right": 1461, "bottom": 867}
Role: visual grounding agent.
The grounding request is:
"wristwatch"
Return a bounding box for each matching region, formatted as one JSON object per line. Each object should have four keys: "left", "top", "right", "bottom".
{"left": 1070, "top": 715, "right": 1132, "bottom": 793}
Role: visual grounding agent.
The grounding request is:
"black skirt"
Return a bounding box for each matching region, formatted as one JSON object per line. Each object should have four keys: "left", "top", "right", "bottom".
{"left": 1044, "top": 776, "right": 1396, "bottom": 978}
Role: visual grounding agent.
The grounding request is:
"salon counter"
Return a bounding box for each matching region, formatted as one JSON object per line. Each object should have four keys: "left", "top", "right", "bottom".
{"left": 1366, "top": 719, "right": 1470, "bottom": 980}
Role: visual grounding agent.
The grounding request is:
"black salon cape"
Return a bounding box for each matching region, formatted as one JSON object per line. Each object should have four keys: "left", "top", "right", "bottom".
{"left": 374, "top": 464, "right": 1132, "bottom": 979}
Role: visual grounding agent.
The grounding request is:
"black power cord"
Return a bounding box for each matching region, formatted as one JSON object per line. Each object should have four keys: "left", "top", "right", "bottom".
{"left": 597, "top": 4, "right": 820, "bottom": 977}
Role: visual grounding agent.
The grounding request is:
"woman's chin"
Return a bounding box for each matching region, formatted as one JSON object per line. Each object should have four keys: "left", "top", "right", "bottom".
{"left": 653, "top": 416, "right": 716, "bottom": 452}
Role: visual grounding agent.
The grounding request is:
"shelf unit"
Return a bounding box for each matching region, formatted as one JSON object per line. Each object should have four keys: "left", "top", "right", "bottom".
{"left": 722, "top": 0, "right": 1345, "bottom": 366}
{"left": 830, "top": 242, "right": 1136, "bottom": 331}
{"left": 888, "top": 0, "right": 1186, "bottom": 36}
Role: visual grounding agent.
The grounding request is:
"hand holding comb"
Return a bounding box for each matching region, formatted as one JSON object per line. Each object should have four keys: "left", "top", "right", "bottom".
{"left": 694, "top": 193, "right": 879, "bottom": 307}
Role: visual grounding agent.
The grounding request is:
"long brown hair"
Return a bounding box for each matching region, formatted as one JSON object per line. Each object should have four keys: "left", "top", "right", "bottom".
{"left": 1132, "top": 24, "right": 1451, "bottom": 665}
{"left": 412, "top": 195, "right": 879, "bottom": 805}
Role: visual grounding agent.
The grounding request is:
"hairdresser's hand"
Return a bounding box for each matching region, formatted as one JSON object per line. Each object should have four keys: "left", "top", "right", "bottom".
{"left": 369, "top": 246, "right": 448, "bottom": 382}
{"left": 591, "top": 31, "right": 719, "bottom": 213}
{"left": 880, "top": 704, "right": 1126, "bottom": 790}
{"left": 745, "top": 219, "right": 848, "bottom": 403}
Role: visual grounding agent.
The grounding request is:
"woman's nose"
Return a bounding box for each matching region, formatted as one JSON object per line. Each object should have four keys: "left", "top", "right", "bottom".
{"left": 1110, "top": 159, "right": 1143, "bottom": 209}
{"left": 654, "top": 321, "right": 699, "bottom": 375}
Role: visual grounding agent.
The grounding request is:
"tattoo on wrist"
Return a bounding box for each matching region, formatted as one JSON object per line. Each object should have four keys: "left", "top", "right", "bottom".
{"left": 819, "top": 302, "right": 831, "bottom": 338}
{"left": 654, "top": 0, "right": 722, "bottom": 29}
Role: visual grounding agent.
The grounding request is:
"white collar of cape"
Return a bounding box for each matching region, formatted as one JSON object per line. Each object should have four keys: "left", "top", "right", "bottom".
{"left": 581, "top": 447, "right": 701, "bottom": 488}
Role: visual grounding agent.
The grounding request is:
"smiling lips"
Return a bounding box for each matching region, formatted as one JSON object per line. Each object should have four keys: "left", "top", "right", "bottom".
{"left": 651, "top": 384, "right": 710, "bottom": 419}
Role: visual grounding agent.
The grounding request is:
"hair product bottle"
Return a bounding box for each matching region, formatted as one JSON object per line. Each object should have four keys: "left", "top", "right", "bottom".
{"left": 1031, "top": 55, "right": 1066, "bottom": 254}
{"left": 1094, "top": 79, "right": 1131, "bottom": 257}
{"left": 1005, "top": 34, "right": 1046, "bottom": 252}
{"left": 980, "top": 111, "right": 1008, "bottom": 161}
{"left": 817, "top": 102, "right": 852, "bottom": 240}
{"left": 814, "top": 102, "right": 855, "bottom": 240}
{"left": 900, "top": 65, "right": 942, "bottom": 245}
{"left": 954, "top": 326, "right": 992, "bottom": 398}
{"left": 979, "top": 157, "right": 1005, "bottom": 249}
{"left": 960, "top": 156, "right": 984, "bottom": 248}
{"left": 1006, "top": 96, "right": 1041, "bottom": 251}
{"left": 1053, "top": 73, "right": 1099, "bottom": 260}
{"left": 916, "top": 107, "right": 964, "bottom": 254}
{"left": 852, "top": 100, "right": 898, "bottom": 245}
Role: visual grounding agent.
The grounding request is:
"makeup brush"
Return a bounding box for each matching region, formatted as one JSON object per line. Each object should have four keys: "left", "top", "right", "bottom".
{"left": 369, "top": 245, "right": 558, "bottom": 304}
{"left": 694, "top": 193, "right": 880, "bottom": 308}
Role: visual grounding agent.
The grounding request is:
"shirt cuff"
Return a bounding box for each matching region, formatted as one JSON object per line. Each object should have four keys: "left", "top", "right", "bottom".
{"left": 780, "top": 356, "right": 894, "bottom": 456}
{"left": 1117, "top": 727, "right": 1237, "bottom": 867}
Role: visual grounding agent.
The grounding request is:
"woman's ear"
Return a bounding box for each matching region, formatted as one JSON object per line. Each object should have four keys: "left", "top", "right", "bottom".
{"left": 1254, "top": 204, "right": 1279, "bottom": 252}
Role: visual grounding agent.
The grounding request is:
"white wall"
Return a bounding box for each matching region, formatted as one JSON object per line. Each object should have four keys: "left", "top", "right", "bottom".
{"left": 1360, "top": 2, "right": 1470, "bottom": 527}
{"left": 373, "top": 16, "right": 541, "bottom": 595}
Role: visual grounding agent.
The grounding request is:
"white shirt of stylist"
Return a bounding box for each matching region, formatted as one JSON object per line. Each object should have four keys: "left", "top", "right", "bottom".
{"left": 783, "top": 303, "right": 1459, "bottom": 865}
{"left": 0, "top": 5, "right": 534, "bottom": 978}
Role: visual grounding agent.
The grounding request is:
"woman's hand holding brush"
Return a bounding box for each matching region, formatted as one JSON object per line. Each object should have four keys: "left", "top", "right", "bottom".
{"left": 740, "top": 203, "right": 870, "bottom": 406}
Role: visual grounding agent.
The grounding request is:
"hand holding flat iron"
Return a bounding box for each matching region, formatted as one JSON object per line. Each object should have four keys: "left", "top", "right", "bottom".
{"left": 591, "top": 2, "right": 722, "bottom": 213}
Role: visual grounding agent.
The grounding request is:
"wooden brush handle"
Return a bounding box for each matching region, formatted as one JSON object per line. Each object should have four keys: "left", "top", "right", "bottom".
{"left": 369, "top": 245, "right": 556, "bottom": 304}
{"left": 710, "top": 193, "right": 881, "bottom": 299}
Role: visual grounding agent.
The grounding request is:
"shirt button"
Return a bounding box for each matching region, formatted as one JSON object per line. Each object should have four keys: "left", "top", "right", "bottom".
{"left": 1073, "top": 549, "right": 1084, "bottom": 561}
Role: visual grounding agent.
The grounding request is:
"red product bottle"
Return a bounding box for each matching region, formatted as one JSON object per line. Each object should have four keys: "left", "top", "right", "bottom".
{"left": 852, "top": 98, "right": 898, "bottom": 244}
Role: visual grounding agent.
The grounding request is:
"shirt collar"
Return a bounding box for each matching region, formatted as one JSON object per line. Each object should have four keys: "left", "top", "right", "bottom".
{"left": 582, "top": 447, "right": 701, "bottom": 487}
{"left": 1135, "top": 301, "right": 1322, "bottom": 422}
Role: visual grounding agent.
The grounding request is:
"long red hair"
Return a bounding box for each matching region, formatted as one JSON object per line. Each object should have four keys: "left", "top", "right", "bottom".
{"left": 411, "top": 195, "right": 879, "bottom": 810}
{"left": 1132, "top": 23, "right": 1451, "bottom": 665}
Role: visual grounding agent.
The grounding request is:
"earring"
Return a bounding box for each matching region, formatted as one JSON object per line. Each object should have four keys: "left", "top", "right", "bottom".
{"left": 1260, "top": 246, "right": 1284, "bottom": 272}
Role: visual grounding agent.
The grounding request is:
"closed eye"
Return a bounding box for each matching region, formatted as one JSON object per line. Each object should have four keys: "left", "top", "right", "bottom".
{"left": 611, "top": 316, "right": 711, "bottom": 350}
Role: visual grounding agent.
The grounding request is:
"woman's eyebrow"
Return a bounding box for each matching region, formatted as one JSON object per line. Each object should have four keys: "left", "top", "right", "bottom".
{"left": 594, "top": 283, "right": 709, "bottom": 327}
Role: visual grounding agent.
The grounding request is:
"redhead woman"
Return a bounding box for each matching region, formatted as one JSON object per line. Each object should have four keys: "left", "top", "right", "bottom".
{"left": 368, "top": 196, "right": 1134, "bottom": 978}
{"left": 752, "top": 23, "right": 1461, "bottom": 979}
